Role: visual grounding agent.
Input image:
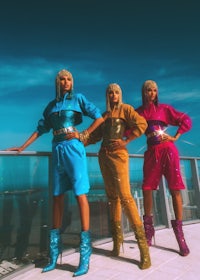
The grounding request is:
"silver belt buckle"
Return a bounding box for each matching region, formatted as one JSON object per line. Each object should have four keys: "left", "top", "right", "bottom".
{"left": 147, "top": 131, "right": 157, "bottom": 139}
{"left": 54, "top": 126, "right": 76, "bottom": 136}
{"left": 66, "top": 126, "right": 74, "bottom": 133}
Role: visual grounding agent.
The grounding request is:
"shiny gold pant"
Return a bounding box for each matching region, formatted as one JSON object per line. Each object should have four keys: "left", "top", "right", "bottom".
{"left": 99, "top": 148, "right": 151, "bottom": 268}
{"left": 99, "top": 148, "right": 142, "bottom": 226}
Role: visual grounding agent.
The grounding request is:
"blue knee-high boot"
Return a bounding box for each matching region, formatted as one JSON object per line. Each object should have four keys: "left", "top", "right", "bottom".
{"left": 42, "top": 228, "right": 62, "bottom": 273}
{"left": 73, "top": 231, "right": 92, "bottom": 277}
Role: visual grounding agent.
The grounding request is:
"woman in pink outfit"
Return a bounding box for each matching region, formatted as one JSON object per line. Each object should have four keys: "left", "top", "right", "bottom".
{"left": 136, "top": 80, "right": 192, "bottom": 256}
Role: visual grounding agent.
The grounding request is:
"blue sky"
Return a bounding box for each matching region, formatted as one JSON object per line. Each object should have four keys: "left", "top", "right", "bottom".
{"left": 0, "top": 0, "right": 199, "bottom": 156}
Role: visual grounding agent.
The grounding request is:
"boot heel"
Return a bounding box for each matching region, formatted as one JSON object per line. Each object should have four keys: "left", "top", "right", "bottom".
{"left": 152, "top": 234, "right": 156, "bottom": 245}
{"left": 60, "top": 251, "right": 62, "bottom": 265}
{"left": 121, "top": 241, "right": 124, "bottom": 253}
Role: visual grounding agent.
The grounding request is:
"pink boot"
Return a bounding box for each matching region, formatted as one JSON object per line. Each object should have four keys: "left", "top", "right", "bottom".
{"left": 171, "top": 220, "right": 190, "bottom": 256}
{"left": 143, "top": 215, "right": 155, "bottom": 246}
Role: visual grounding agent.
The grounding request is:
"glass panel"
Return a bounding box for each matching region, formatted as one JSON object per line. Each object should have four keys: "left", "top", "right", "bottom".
{"left": 0, "top": 152, "right": 199, "bottom": 275}
{"left": 0, "top": 155, "right": 50, "bottom": 264}
{"left": 197, "top": 159, "right": 200, "bottom": 181}
{"left": 129, "top": 156, "right": 144, "bottom": 220}
{"left": 180, "top": 159, "right": 199, "bottom": 221}
{"left": 87, "top": 155, "right": 109, "bottom": 239}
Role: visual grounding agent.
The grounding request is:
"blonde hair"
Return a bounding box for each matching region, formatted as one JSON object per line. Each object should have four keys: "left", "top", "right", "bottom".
{"left": 142, "top": 80, "right": 158, "bottom": 106}
{"left": 55, "top": 69, "right": 73, "bottom": 101}
{"left": 106, "top": 83, "right": 123, "bottom": 111}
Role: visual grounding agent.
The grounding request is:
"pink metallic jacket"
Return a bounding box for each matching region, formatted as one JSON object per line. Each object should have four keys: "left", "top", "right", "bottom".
{"left": 136, "top": 103, "right": 192, "bottom": 146}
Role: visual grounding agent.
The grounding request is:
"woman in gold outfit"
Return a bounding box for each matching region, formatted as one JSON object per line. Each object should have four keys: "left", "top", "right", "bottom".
{"left": 86, "top": 83, "right": 151, "bottom": 269}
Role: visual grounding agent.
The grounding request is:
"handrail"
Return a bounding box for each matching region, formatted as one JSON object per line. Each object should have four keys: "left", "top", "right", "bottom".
{"left": 1, "top": 150, "right": 199, "bottom": 160}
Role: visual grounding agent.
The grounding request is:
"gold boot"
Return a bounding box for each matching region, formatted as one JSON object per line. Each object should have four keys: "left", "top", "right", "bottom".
{"left": 110, "top": 221, "right": 123, "bottom": 256}
{"left": 133, "top": 225, "right": 151, "bottom": 269}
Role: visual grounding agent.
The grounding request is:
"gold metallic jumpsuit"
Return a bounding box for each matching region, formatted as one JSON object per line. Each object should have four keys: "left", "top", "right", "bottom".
{"left": 88, "top": 103, "right": 151, "bottom": 269}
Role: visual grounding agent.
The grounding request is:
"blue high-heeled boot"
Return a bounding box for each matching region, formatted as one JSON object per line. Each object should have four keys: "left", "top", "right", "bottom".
{"left": 42, "top": 228, "right": 62, "bottom": 273}
{"left": 73, "top": 231, "right": 92, "bottom": 277}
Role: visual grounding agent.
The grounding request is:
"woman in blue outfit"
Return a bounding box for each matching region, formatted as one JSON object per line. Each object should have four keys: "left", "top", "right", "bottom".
{"left": 7, "top": 69, "right": 104, "bottom": 277}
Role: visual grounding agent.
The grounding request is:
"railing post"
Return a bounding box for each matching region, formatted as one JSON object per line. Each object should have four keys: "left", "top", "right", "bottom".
{"left": 48, "top": 153, "right": 53, "bottom": 228}
{"left": 191, "top": 159, "right": 200, "bottom": 218}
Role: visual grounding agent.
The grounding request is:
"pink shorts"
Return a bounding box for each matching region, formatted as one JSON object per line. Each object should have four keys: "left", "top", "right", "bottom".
{"left": 142, "top": 142, "right": 185, "bottom": 191}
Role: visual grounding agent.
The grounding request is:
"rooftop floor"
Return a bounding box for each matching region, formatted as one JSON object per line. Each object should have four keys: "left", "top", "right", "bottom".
{"left": 3, "top": 222, "right": 200, "bottom": 280}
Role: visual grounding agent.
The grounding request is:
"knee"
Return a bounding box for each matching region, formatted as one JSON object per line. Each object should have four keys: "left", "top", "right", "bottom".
{"left": 108, "top": 197, "right": 120, "bottom": 203}
{"left": 53, "top": 194, "right": 64, "bottom": 203}
{"left": 76, "top": 194, "right": 89, "bottom": 205}
{"left": 120, "top": 197, "right": 134, "bottom": 208}
{"left": 143, "top": 190, "right": 152, "bottom": 199}
{"left": 171, "top": 190, "right": 181, "bottom": 198}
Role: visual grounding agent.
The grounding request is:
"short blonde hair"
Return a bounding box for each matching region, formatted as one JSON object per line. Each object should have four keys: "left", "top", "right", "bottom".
{"left": 106, "top": 83, "right": 123, "bottom": 111}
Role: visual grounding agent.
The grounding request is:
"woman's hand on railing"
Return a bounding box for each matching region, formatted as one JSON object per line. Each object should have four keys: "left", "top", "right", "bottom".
{"left": 5, "top": 146, "right": 25, "bottom": 153}
{"left": 4, "top": 132, "right": 39, "bottom": 152}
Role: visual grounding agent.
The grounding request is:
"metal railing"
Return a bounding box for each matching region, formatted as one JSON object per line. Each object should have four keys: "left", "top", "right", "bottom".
{"left": 0, "top": 151, "right": 199, "bottom": 270}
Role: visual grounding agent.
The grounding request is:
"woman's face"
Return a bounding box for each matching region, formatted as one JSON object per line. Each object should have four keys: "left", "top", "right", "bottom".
{"left": 108, "top": 89, "right": 120, "bottom": 104}
{"left": 59, "top": 75, "right": 73, "bottom": 94}
{"left": 145, "top": 86, "right": 158, "bottom": 103}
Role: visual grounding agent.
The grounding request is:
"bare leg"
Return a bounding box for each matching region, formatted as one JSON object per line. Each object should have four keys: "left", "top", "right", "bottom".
{"left": 170, "top": 190, "right": 182, "bottom": 220}
{"left": 76, "top": 194, "right": 90, "bottom": 231}
{"left": 143, "top": 190, "right": 153, "bottom": 216}
{"left": 53, "top": 194, "right": 65, "bottom": 229}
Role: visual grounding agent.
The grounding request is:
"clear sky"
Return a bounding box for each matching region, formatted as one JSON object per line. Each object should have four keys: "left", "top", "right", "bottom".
{"left": 0, "top": 0, "right": 199, "bottom": 157}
